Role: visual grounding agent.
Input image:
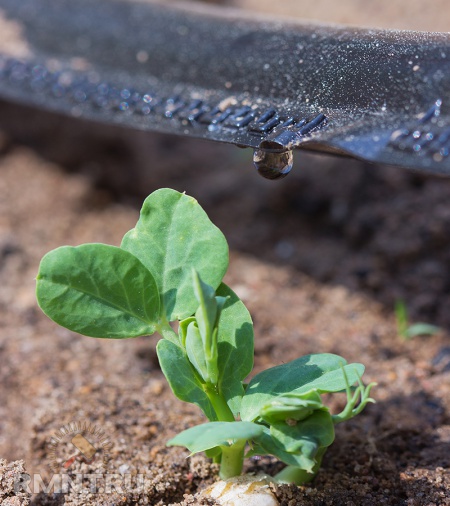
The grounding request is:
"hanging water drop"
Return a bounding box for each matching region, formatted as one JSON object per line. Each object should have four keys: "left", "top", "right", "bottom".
{"left": 253, "top": 148, "right": 293, "bottom": 180}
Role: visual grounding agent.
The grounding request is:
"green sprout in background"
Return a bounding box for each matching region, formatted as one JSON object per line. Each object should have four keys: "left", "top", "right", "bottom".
{"left": 395, "top": 300, "right": 441, "bottom": 341}
{"left": 36, "top": 188, "right": 375, "bottom": 485}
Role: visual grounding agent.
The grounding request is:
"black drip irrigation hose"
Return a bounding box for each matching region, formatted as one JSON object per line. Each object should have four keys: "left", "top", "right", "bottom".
{"left": 0, "top": 0, "right": 449, "bottom": 178}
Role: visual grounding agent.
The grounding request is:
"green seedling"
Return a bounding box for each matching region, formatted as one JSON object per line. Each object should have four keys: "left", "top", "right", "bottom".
{"left": 36, "top": 188, "right": 375, "bottom": 485}
{"left": 395, "top": 300, "right": 441, "bottom": 340}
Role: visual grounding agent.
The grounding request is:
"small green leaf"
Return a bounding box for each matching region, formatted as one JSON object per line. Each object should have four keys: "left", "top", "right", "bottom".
{"left": 36, "top": 244, "right": 160, "bottom": 338}
{"left": 403, "top": 323, "right": 441, "bottom": 340}
{"left": 205, "top": 447, "right": 222, "bottom": 460}
{"left": 247, "top": 428, "right": 312, "bottom": 470}
{"left": 249, "top": 411, "right": 334, "bottom": 473}
{"left": 192, "top": 271, "right": 221, "bottom": 385}
{"left": 240, "top": 354, "right": 364, "bottom": 422}
{"left": 259, "top": 391, "right": 325, "bottom": 425}
{"left": 245, "top": 427, "right": 310, "bottom": 468}
{"left": 193, "top": 270, "right": 218, "bottom": 346}
{"left": 121, "top": 189, "right": 228, "bottom": 321}
{"left": 168, "top": 421, "right": 264, "bottom": 454}
{"left": 270, "top": 411, "right": 335, "bottom": 455}
{"left": 179, "top": 317, "right": 196, "bottom": 347}
{"left": 216, "top": 284, "right": 254, "bottom": 415}
{"left": 185, "top": 321, "right": 209, "bottom": 383}
{"left": 156, "top": 339, "right": 216, "bottom": 421}
{"left": 395, "top": 300, "right": 409, "bottom": 337}
{"left": 395, "top": 300, "right": 441, "bottom": 340}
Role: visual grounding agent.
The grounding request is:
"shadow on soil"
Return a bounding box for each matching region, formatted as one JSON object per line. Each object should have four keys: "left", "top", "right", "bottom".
{"left": 318, "top": 391, "right": 449, "bottom": 504}
{"left": 369, "top": 392, "right": 449, "bottom": 467}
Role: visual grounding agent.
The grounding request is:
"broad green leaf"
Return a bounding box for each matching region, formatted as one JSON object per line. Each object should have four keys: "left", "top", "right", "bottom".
{"left": 156, "top": 339, "right": 216, "bottom": 421}
{"left": 240, "top": 354, "right": 364, "bottom": 422}
{"left": 168, "top": 421, "right": 264, "bottom": 454}
{"left": 121, "top": 189, "right": 228, "bottom": 321}
{"left": 216, "top": 284, "right": 254, "bottom": 416}
{"left": 36, "top": 244, "right": 159, "bottom": 338}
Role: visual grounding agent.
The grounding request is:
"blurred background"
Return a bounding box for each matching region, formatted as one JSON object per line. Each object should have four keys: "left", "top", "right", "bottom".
{"left": 231, "top": 0, "right": 450, "bottom": 32}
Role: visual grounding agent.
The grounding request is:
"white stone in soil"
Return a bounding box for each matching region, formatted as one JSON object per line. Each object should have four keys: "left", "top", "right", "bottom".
{"left": 201, "top": 474, "right": 279, "bottom": 506}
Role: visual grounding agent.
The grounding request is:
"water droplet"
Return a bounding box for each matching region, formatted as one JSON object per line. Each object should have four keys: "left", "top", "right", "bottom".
{"left": 253, "top": 149, "right": 293, "bottom": 180}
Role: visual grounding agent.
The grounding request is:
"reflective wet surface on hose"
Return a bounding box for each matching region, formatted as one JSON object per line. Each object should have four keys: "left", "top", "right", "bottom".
{"left": 0, "top": 0, "right": 449, "bottom": 176}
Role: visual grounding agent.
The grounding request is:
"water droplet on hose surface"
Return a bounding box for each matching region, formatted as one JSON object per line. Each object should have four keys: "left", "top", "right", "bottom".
{"left": 253, "top": 149, "right": 293, "bottom": 180}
